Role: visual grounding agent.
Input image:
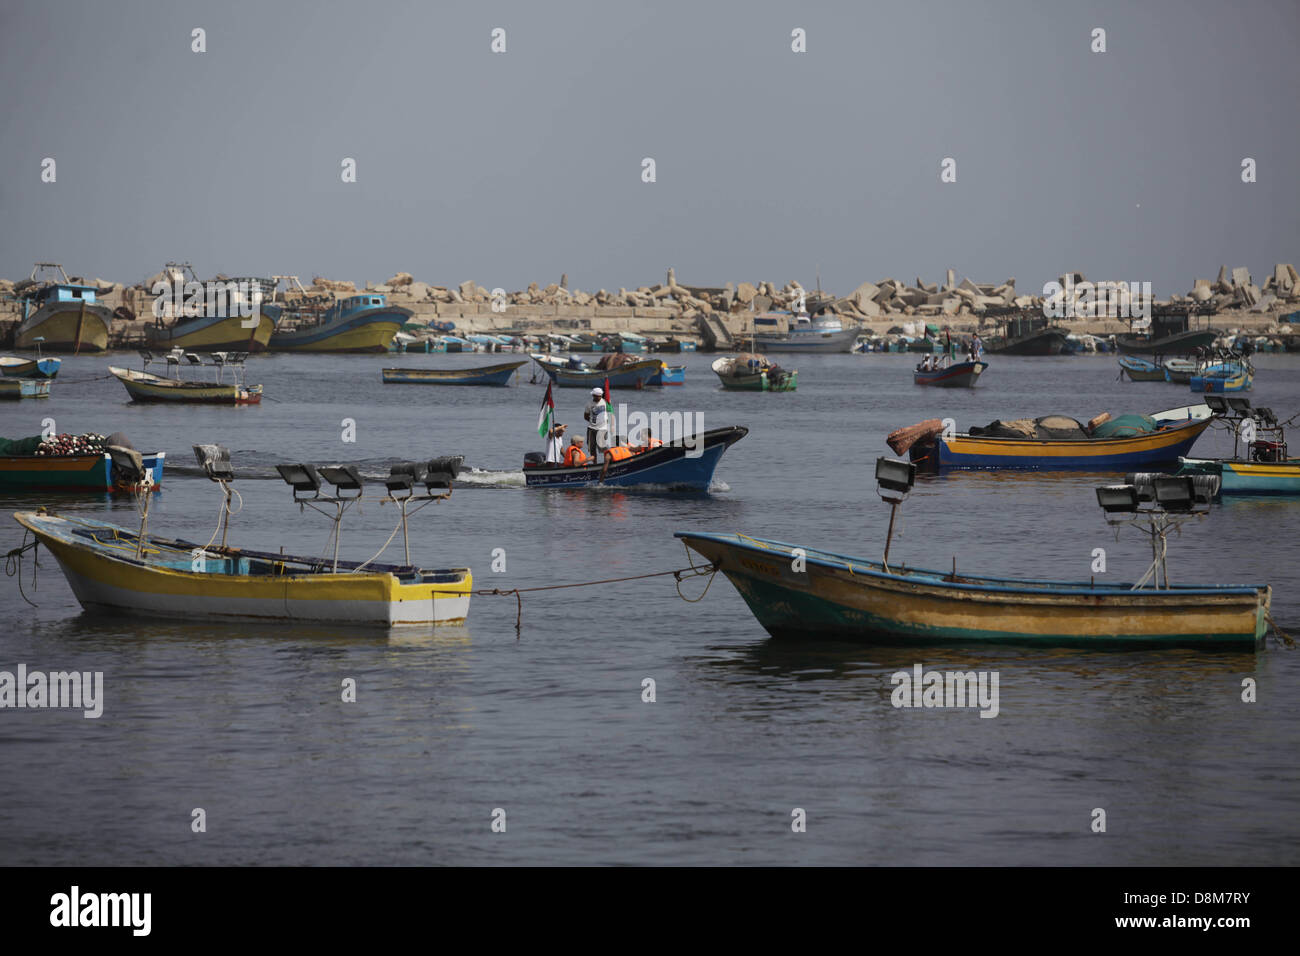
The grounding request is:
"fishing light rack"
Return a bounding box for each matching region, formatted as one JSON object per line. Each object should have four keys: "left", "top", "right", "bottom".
{"left": 875, "top": 456, "right": 916, "bottom": 573}
{"left": 193, "top": 444, "right": 237, "bottom": 549}
{"left": 275, "top": 463, "right": 364, "bottom": 573}
{"left": 1096, "top": 474, "right": 1220, "bottom": 590}
{"left": 1203, "top": 395, "right": 1293, "bottom": 461}
{"left": 379, "top": 456, "right": 464, "bottom": 565}
{"left": 105, "top": 444, "right": 155, "bottom": 558}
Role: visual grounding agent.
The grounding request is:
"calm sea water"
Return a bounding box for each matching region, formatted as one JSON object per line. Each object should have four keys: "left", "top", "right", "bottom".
{"left": 1, "top": 350, "right": 1297, "bottom": 865}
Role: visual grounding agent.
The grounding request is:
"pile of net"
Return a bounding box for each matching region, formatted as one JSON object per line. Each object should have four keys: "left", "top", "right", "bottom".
{"left": 969, "top": 415, "right": 1089, "bottom": 440}
{"left": 0, "top": 432, "right": 113, "bottom": 457}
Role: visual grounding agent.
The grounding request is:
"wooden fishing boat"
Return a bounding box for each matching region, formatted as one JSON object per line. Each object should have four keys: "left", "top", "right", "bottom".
{"left": 1190, "top": 360, "right": 1252, "bottom": 393}
{"left": 530, "top": 354, "right": 665, "bottom": 389}
{"left": 110, "top": 366, "right": 263, "bottom": 404}
{"left": 648, "top": 364, "right": 685, "bottom": 386}
{"left": 0, "top": 379, "right": 52, "bottom": 399}
{"left": 0, "top": 450, "right": 165, "bottom": 492}
{"left": 0, "top": 355, "right": 61, "bottom": 379}
{"left": 1116, "top": 306, "right": 1219, "bottom": 356}
{"left": 905, "top": 404, "right": 1212, "bottom": 470}
{"left": 381, "top": 360, "right": 526, "bottom": 386}
{"left": 1118, "top": 356, "right": 1168, "bottom": 382}
{"left": 266, "top": 292, "right": 408, "bottom": 353}
{"left": 1162, "top": 357, "right": 1197, "bottom": 383}
{"left": 913, "top": 359, "right": 986, "bottom": 388}
{"left": 752, "top": 308, "right": 859, "bottom": 353}
{"left": 676, "top": 532, "right": 1270, "bottom": 647}
{"left": 522, "top": 425, "right": 747, "bottom": 489}
{"left": 981, "top": 311, "right": 1068, "bottom": 355}
{"left": 13, "top": 264, "right": 112, "bottom": 353}
{"left": 145, "top": 265, "right": 277, "bottom": 352}
{"left": 711, "top": 354, "right": 797, "bottom": 391}
{"left": 1178, "top": 458, "right": 1300, "bottom": 496}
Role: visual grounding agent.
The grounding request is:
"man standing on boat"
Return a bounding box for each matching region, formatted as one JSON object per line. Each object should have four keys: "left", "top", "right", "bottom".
{"left": 585, "top": 385, "right": 610, "bottom": 459}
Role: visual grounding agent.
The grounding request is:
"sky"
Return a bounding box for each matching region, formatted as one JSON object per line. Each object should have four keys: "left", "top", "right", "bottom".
{"left": 1, "top": 0, "right": 1296, "bottom": 298}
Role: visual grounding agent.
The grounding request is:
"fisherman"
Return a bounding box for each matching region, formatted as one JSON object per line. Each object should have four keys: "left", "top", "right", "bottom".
{"left": 584, "top": 386, "right": 610, "bottom": 458}
{"left": 971, "top": 333, "right": 984, "bottom": 358}
{"left": 545, "top": 422, "right": 568, "bottom": 464}
{"left": 562, "top": 436, "right": 590, "bottom": 467}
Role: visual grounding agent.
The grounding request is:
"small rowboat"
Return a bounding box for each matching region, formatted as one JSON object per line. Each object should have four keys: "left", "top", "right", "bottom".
{"left": 0, "top": 355, "right": 61, "bottom": 379}
{"left": 913, "top": 360, "right": 987, "bottom": 388}
{"left": 523, "top": 425, "right": 748, "bottom": 489}
{"left": 1118, "top": 356, "right": 1168, "bottom": 382}
{"left": 0, "top": 450, "right": 165, "bottom": 492}
{"left": 1190, "top": 361, "right": 1252, "bottom": 393}
{"left": 0, "top": 379, "right": 52, "bottom": 399}
{"left": 676, "top": 531, "right": 1271, "bottom": 648}
{"left": 649, "top": 364, "right": 685, "bottom": 386}
{"left": 530, "top": 354, "right": 665, "bottom": 389}
{"left": 109, "top": 366, "right": 262, "bottom": 404}
{"left": 711, "top": 355, "right": 797, "bottom": 391}
{"left": 1162, "top": 358, "right": 1197, "bottom": 384}
{"left": 380, "top": 360, "right": 526, "bottom": 386}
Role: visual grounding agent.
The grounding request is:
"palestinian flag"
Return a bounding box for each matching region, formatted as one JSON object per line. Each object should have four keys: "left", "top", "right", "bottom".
{"left": 537, "top": 382, "right": 555, "bottom": 437}
{"left": 603, "top": 377, "right": 611, "bottom": 410}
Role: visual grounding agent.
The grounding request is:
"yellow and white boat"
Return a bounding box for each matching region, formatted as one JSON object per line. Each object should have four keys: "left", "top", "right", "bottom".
{"left": 14, "top": 264, "right": 112, "bottom": 353}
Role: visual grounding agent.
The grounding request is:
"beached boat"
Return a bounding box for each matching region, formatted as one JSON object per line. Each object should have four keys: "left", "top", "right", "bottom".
{"left": 676, "top": 531, "right": 1269, "bottom": 647}
{"left": 266, "top": 292, "right": 408, "bottom": 353}
{"left": 0, "top": 379, "right": 52, "bottom": 399}
{"left": 753, "top": 308, "right": 859, "bottom": 353}
{"left": 0, "top": 355, "right": 61, "bottom": 379}
{"left": 901, "top": 404, "right": 1213, "bottom": 470}
{"left": 1116, "top": 306, "right": 1219, "bottom": 356}
{"left": 381, "top": 360, "right": 526, "bottom": 386}
{"left": 711, "top": 354, "right": 797, "bottom": 391}
{"left": 110, "top": 362, "right": 262, "bottom": 404}
{"left": 522, "top": 425, "right": 748, "bottom": 490}
{"left": 530, "top": 354, "right": 665, "bottom": 389}
{"left": 13, "top": 449, "right": 471, "bottom": 627}
{"left": 13, "top": 264, "right": 113, "bottom": 353}
{"left": 1118, "top": 356, "right": 1169, "bottom": 382}
{"left": 913, "top": 359, "right": 987, "bottom": 388}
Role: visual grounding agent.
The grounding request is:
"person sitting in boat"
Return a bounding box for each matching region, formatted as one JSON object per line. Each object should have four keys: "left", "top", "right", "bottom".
{"left": 545, "top": 422, "right": 568, "bottom": 464}
{"left": 605, "top": 444, "right": 634, "bottom": 463}
{"left": 562, "top": 436, "right": 590, "bottom": 467}
{"left": 630, "top": 426, "right": 664, "bottom": 454}
{"left": 917, "top": 355, "right": 932, "bottom": 372}
{"left": 584, "top": 387, "right": 610, "bottom": 457}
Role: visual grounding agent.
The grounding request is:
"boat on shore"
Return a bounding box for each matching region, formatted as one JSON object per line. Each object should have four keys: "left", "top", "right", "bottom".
{"left": 13, "top": 264, "right": 113, "bottom": 353}
{"left": 530, "top": 353, "right": 665, "bottom": 389}
{"left": 266, "top": 291, "right": 408, "bottom": 353}
{"left": 914, "top": 359, "right": 987, "bottom": 388}
{"left": 711, "top": 354, "right": 796, "bottom": 391}
{"left": 899, "top": 403, "right": 1213, "bottom": 471}
{"left": 0, "top": 355, "right": 61, "bottom": 379}
{"left": 522, "top": 425, "right": 748, "bottom": 489}
{"left": 381, "top": 360, "right": 527, "bottom": 386}
{"left": 676, "top": 531, "right": 1270, "bottom": 647}
{"left": 13, "top": 448, "right": 471, "bottom": 626}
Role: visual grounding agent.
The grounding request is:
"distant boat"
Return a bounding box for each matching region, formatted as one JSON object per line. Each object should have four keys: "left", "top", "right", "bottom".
{"left": 266, "top": 292, "right": 408, "bottom": 353}
{"left": 109, "top": 353, "right": 262, "bottom": 404}
{"left": 144, "top": 264, "right": 277, "bottom": 352}
{"left": 0, "top": 355, "right": 61, "bottom": 379}
{"left": 1118, "top": 356, "right": 1168, "bottom": 382}
{"left": 648, "top": 364, "right": 685, "bottom": 386}
{"left": 530, "top": 354, "right": 665, "bottom": 389}
{"left": 1162, "top": 357, "right": 1198, "bottom": 384}
{"left": 1178, "top": 458, "right": 1300, "bottom": 496}
{"left": 523, "top": 426, "right": 748, "bottom": 490}
{"left": 0, "top": 379, "right": 52, "bottom": 399}
{"left": 1190, "top": 358, "right": 1252, "bottom": 393}
{"left": 711, "top": 354, "right": 797, "bottom": 391}
{"left": 753, "top": 308, "right": 859, "bottom": 353}
{"left": 982, "top": 311, "right": 1069, "bottom": 355}
{"left": 913, "top": 359, "right": 987, "bottom": 388}
{"left": 381, "top": 360, "right": 526, "bottom": 386}
{"left": 676, "top": 531, "right": 1270, "bottom": 648}
{"left": 1116, "top": 306, "right": 1219, "bottom": 356}
{"left": 13, "top": 263, "right": 113, "bottom": 353}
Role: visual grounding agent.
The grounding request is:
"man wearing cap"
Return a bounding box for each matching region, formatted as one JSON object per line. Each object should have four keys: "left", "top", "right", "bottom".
{"left": 584, "top": 386, "right": 610, "bottom": 459}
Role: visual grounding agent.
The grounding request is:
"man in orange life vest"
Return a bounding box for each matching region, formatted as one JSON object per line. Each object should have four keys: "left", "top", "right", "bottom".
{"left": 562, "top": 436, "right": 590, "bottom": 467}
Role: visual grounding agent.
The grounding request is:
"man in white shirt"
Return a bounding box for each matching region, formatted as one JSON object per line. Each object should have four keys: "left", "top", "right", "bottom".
{"left": 545, "top": 422, "right": 567, "bottom": 464}
{"left": 584, "top": 387, "right": 610, "bottom": 458}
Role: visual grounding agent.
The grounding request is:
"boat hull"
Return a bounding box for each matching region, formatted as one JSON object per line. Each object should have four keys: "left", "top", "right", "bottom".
{"left": 532, "top": 356, "right": 665, "bottom": 389}
{"left": 648, "top": 365, "right": 685, "bottom": 386}
{"left": 14, "top": 512, "right": 471, "bottom": 627}
{"left": 268, "top": 307, "right": 407, "bottom": 353}
{"left": 916, "top": 416, "right": 1211, "bottom": 470}
{"left": 524, "top": 426, "right": 747, "bottom": 489}
{"left": 146, "top": 312, "right": 276, "bottom": 352}
{"left": 110, "top": 367, "right": 262, "bottom": 404}
{"left": 914, "top": 361, "right": 986, "bottom": 388}
{"left": 1118, "top": 357, "right": 1168, "bottom": 382}
{"left": 0, "top": 356, "right": 61, "bottom": 379}
{"left": 984, "top": 329, "right": 1067, "bottom": 356}
{"left": 15, "top": 304, "right": 112, "bottom": 352}
{"left": 753, "top": 328, "right": 859, "bottom": 353}
{"left": 0, "top": 452, "right": 165, "bottom": 492}
{"left": 1178, "top": 457, "right": 1300, "bottom": 496}
{"left": 1116, "top": 329, "right": 1219, "bottom": 356}
{"left": 381, "top": 360, "right": 526, "bottom": 386}
{"left": 0, "top": 380, "right": 51, "bottom": 399}
{"left": 677, "top": 532, "right": 1269, "bottom": 647}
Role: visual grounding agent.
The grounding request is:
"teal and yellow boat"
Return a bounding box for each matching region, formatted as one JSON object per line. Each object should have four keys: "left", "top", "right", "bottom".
{"left": 676, "top": 532, "right": 1270, "bottom": 648}
{"left": 1178, "top": 458, "right": 1300, "bottom": 496}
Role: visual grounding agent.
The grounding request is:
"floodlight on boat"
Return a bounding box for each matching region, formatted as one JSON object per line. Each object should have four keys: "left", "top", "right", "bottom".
{"left": 385, "top": 463, "right": 419, "bottom": 498}
{"left": 1096, "top": 484, "right": 1139, "bottom": 513}
{"left": 424, "top": 455, "right": 465, "bottom": 491}
{"left": 1204, "top": 395, "right": 1228, "bottom": 415}
{"left": 106, "top": 445, "right": 147, "bottom": 485}
{"left": 319, "top": 465, "right": 364, "bottom": 498}
{"left": 1153, "top": 476, "right": 1196, "bottom": 512}
{"left": 192, "top": 444, "right": 233, "bottom": 482}
{"left": 1124, "top": 473, "right": 1157, "bottom": 502}
{"left": 276, "top": 463, "right": 321, "bottom": 497}
{"left": 875, "top": 457, "right": 916, "bottom": 496}
{"left": 1227, "top": 397, "right": 1252, "bottom": 414}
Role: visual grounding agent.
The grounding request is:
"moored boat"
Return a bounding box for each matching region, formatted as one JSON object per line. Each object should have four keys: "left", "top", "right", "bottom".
{"left": 267, "top": 292, "right": 408, "bottom": 353}
{"left": 1116, "top": 305, "right": 1219, "bottom": 356}
{"left": 1190, "top": 356, "right": 1252, "bottom": 393}
{"left": 0, "top": 432, "right": 164, "bottom": 492}
{"left": 0, "top": 379, "right": 52, "bottom": 399}
{"left": 1162, "top": 357, "right": 1198, "bottom": 383}
{"left": 144, "top": 264, "right": 277, "bottom": 352}
{"left": 530, "top": 353, "right": 665, "bottom": 389}
{"left": 752, "top": 307, "right": 859, "bottom": 353}
{"left": 109, "top": 355, "right": 262, "bottom": 405}
{"left": 381, "top": 360, "right": 527, "bottom": 386}
{"left": 13, "top": 264, "right": 113, "bottom": 353}
{"left": 648, "top": 364, "right": 685, "bottom": 386}
{"left": 1118, "top": 356, "right": 1168, "bottom": 382}
{"left": 981, "top": 310, "right": 1069, "bottom": 355}
{"left": 0, "top": 355, "right": 61, "bottom": 379}
{"left": 711, "top": 354, "right": 797, "bottom": 391}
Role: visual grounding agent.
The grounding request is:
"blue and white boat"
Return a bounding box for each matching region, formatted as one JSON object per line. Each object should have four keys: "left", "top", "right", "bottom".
{"left": 266, "top": 293, "right": 409, "bottom": 353}
{"left": 753, "top": 309, "right": 859, "bottom": 353}
{"left": 522, "top": 426, "right": 747, "bottom": 490}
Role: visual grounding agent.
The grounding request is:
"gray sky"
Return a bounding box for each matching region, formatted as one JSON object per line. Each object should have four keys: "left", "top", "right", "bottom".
{"left": 2, "top": 0, "right": 1296, "bottom": 297}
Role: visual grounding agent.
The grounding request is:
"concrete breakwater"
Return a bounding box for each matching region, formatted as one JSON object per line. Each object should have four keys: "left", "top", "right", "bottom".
{"left": 2, "top": 264, "right": 1297, "bottom": 349}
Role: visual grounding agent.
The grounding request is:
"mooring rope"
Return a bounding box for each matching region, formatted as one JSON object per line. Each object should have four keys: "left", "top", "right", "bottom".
{"left": 473, "top": 549, "right": 719, "bottom": 636}
{"left": 1265, "top": 610, "right": 1294, "bottom": 648}
{"left": 4, "top": 534, "right": 40, "bottom": 608}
